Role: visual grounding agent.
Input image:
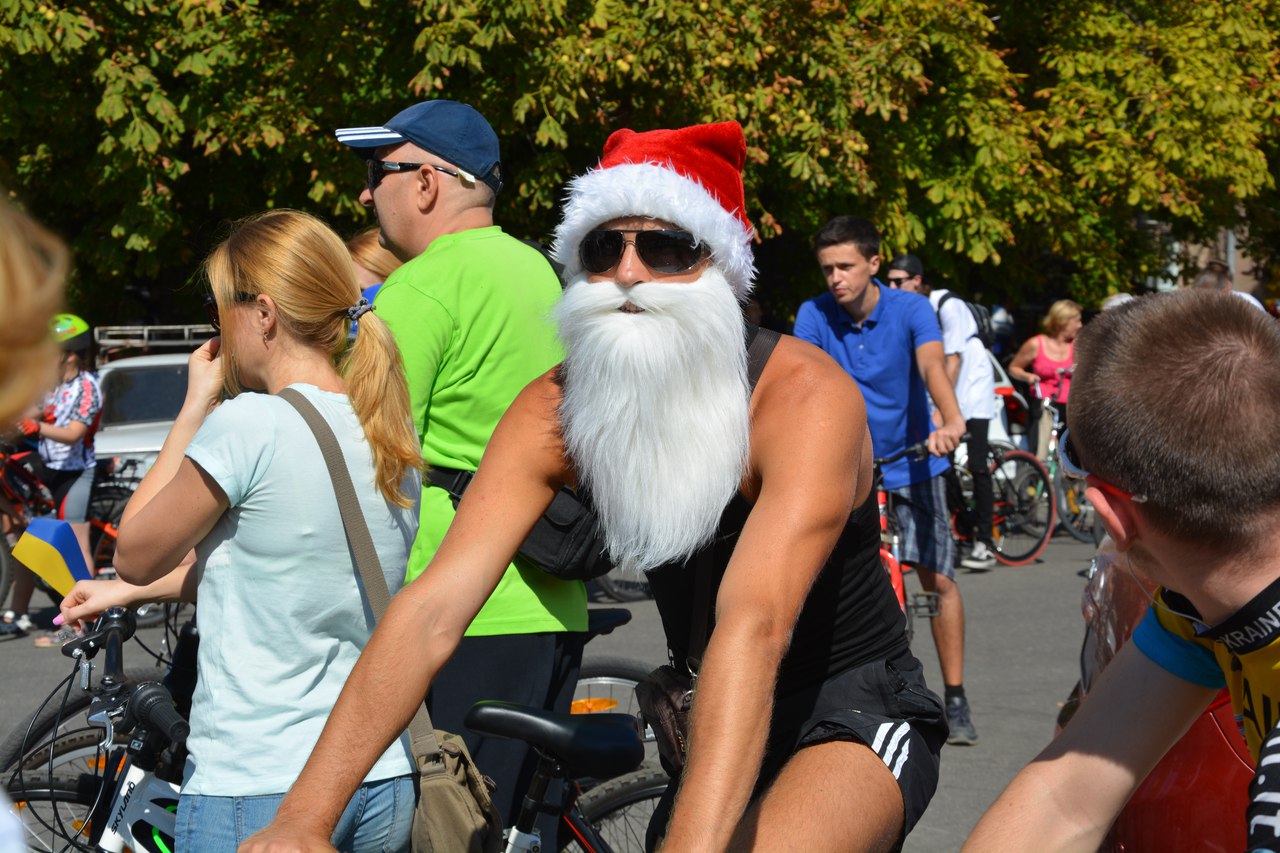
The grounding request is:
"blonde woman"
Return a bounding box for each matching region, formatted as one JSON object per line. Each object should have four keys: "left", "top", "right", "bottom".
{"left": 1008, "top": 299, "right": 1082, "bottom": 455}
{"left": 59, "top": 210, "right": 422, "bottom": 852}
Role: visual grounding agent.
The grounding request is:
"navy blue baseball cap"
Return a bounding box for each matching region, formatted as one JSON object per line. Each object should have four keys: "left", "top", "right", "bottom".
{"left": 335, "top": 100, "right": 503, "bottom": 195}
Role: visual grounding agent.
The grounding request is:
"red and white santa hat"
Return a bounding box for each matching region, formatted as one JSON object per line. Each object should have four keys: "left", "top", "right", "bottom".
{"left": 551, "top": 121, "right": 756, "bottom": 298}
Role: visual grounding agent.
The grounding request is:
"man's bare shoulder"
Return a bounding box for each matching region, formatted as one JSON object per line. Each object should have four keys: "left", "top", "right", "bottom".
{"left": 490, "top": 366, "right": 573, "bottom": 484}
{"left": 755, "top": 334, "right": 864, "bottom": 417}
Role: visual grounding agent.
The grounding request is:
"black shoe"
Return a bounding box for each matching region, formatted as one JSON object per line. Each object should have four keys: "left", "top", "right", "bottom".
{"left": 946, "top": 696, "right": 979, "bottom": 745}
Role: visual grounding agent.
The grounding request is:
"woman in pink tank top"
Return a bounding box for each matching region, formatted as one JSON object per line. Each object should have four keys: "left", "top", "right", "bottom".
{"left": 1009, "top": 300, "right": 1083, "bottom": 453}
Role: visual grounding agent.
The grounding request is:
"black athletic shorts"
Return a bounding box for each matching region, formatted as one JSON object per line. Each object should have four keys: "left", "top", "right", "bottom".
{"left": 647, "top": 653, "right": 946, "bottom": 850}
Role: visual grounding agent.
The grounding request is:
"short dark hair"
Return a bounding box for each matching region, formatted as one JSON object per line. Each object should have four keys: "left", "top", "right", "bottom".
{"left": 1070, "top": 290, "right": 1280, "bottom": 552}
{"left": 812, "top": 215, "right": 879, "bottom": 261}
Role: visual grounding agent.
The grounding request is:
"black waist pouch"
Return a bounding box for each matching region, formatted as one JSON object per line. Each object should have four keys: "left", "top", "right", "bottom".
{"left": 427, "top": 467, "right": 612, "bottom": 581}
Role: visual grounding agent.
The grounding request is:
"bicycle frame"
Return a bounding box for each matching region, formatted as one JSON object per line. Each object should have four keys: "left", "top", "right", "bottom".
{"left": 91, "top": 753, "right": 179, "bottom": 853}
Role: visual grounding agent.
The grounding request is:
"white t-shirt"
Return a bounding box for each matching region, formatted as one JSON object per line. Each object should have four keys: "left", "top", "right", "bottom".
{"left": 1233, "top": 290, "right": 1268, "bottom": 312}
{"left": 929, "top": 290, "right": 996, "bottom": 421}
{"left": 181, "top": 383, "right": 419, "bottom": 795}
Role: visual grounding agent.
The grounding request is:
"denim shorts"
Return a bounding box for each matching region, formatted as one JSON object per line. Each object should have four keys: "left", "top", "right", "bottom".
{"left": 176, "top": 774, "right": 414, "bottom": 852}
{"left": 890, "top": 473, "right": 956, "bottom": 580}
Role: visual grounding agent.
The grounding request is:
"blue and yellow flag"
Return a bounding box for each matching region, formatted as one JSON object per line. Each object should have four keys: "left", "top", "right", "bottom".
{"left": 13, "top": 517, "right": 91, "bottom": 596}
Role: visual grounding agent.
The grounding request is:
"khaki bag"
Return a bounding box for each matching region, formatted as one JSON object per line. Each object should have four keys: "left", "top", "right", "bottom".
{"left": 281, "top": 388, "right": 502, "bottom": 853}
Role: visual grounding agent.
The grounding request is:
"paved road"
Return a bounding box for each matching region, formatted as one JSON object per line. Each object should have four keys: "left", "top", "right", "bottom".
{"left": 0, "top": 535, "right": 1096, "bottom": 851}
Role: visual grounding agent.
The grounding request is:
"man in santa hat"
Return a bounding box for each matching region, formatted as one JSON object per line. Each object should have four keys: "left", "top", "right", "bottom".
{"left": 244, "top": 121, "right": 946, "bottom": 853}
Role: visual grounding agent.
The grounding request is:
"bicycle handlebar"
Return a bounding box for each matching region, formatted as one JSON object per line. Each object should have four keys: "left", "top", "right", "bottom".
{"left": 62, "top": 607, "right": 137, "bottom": 687}
{"left": 127, "top": 681, "right": 190, "bottom": 745}
{"left": 874, "top": 441, "right": 930, "bottom": 467}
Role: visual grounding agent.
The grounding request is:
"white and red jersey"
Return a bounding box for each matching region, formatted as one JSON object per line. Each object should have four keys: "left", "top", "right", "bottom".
{"left": 39, "top": 370, "right": 102, "bottom": 471}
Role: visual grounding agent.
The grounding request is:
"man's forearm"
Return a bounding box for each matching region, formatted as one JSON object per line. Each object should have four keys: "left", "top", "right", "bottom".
{"left": 660, "top": 619, "right": 782, "bottom": 852}
{"left": 923, "top": 363, "right": 965, "bottom": 429}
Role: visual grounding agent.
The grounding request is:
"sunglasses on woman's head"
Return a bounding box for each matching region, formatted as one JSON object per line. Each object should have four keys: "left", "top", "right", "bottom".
{"left": 203, "top": 292, "right": 258, "bottom": 332}
{"left": 579, "top": 229, "right": 708, "bottom": 275}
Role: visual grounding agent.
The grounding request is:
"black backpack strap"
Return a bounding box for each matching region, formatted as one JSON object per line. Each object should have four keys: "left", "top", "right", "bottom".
{"left": 745, "top": 323, "right": 781, "bottom": 392}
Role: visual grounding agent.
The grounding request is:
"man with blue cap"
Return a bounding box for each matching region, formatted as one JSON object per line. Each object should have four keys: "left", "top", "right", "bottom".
{"left": 334, "top": 101, "right": 586, "bottom": 837}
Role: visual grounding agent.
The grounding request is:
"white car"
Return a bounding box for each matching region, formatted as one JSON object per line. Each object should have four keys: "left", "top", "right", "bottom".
{"left": 94, "top": 353, "right": 189, "bottom": 478}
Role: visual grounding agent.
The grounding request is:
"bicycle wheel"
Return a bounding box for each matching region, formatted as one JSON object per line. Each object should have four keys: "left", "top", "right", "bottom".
{"left": 7, "top": 772, "right": 98, "bottom": 853}
{"left": 989, "top": 450, "right": 1056, "bottom": 565}
{"left": 594, "top": 570, "right": 652, "bottom": 603}
{"left": 571, "top": 765, "right": 670, "bottom": 853}
{"left": 1055, "top": 473, "right": 1095, "bottom": 543}
{"left": 573, "top": 657, "right": 656, "bottom": 767}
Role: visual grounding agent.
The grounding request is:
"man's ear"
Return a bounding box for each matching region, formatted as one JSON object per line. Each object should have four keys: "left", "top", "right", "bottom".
{"left": 868, "top": 254, "right": 881, "bottom": 276}
{"left": 415, "top": 165, "right": 439, "bottom": 214}
{"left": 1088, "top": 484, "right": 1141, "bottom": 549}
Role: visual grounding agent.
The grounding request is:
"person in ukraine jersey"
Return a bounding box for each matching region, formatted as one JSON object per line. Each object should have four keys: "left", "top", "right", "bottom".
{"left": 965, "top": 289, "right": 1280, "bottom": 852}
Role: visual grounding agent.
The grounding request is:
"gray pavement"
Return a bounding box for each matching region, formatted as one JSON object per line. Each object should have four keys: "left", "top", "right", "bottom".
{"left": 0, "top": 535, "right": 1097, "bottom": 851}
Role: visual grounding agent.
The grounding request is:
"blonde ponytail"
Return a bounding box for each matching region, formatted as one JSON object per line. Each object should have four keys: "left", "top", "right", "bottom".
{"left": 339, "top": 308, "right": 423, "bottom": 508}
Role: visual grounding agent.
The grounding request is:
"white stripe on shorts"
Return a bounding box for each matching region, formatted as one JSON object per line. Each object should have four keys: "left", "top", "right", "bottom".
{"left": 869, "top": 721, "right": 912, "bottom": 780}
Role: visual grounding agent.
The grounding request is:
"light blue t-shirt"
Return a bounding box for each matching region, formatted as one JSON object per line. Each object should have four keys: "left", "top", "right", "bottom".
{"left": 182, "top": 384, "right": 418, "bottom": 795}
{"left": 794, "top": 284, "right": 950, "bottom": 490}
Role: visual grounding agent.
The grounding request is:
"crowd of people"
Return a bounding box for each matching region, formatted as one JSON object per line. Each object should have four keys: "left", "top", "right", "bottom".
{"left": 2, "top": 97, "right": 1279, "bottom": 853}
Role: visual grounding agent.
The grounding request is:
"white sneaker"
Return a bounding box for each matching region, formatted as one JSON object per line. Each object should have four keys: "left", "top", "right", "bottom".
{"left": 961, "top": 542, "right": 997, "bottom": 570}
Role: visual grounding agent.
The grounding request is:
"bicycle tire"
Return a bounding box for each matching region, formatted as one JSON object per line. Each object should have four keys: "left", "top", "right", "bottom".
{"left": 989, "top": 451, "right": 1056, "bottom": 565}
{"left": 1054, "top": 473, "right": 1095, "bottom": 543}
{"left": 572, "top": 765, "right": 670, "bottom": 853}
{"left": 594, "top": 570, "right": 652, "bottom": 603}
{"left": 6, "top": 771, "right": 98, "bottom": 853}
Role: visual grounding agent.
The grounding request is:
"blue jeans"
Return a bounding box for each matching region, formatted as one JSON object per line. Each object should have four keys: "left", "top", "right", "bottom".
{"left": 176, "top": 775, "right": 414, "bottom": 852}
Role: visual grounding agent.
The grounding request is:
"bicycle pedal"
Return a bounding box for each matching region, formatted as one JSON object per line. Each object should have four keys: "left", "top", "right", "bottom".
{"left": 911, "top": 592, "right": 941, "bottom": 619}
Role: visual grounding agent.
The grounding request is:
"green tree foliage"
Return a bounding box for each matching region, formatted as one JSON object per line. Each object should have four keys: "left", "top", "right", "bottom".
{"left": 2, "top": 0, "right": 1278, "bottom": 321}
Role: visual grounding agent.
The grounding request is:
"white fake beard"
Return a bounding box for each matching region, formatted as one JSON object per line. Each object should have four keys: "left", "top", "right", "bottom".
{"left": 554, "top": 266, "right": 751, "bottom": 575}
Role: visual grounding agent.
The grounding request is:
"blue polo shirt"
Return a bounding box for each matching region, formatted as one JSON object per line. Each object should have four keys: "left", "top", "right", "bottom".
{"left": 794, "top": 284, "right": 950, "bottom": 490}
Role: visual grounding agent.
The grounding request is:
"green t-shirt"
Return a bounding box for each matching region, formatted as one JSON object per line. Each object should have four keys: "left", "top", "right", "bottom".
{"left": 375, "top": 226, "right": 585, "bottom": 635}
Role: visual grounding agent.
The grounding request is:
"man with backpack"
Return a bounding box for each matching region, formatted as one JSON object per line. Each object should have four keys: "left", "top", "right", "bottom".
{"left": 885, "top": 255, "right": 998, "bottom": 570}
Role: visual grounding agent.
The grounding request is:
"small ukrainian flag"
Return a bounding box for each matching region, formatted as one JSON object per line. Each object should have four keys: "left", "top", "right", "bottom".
{"left": 13, "top": 517, "right": 92, "bottom": 597}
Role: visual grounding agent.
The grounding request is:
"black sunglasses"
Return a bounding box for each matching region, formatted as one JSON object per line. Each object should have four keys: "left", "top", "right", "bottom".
{"left": 204, "top": 292, "right": 258, "bottom": 332}
{"left": 365, "top": 159, "right": 469, "bottom": 191}
{"left": 579, "top": 229, "right": 708, "bottom": 275}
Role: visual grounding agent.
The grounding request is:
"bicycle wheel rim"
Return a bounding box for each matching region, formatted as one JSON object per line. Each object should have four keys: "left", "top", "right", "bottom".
{"left": 1055, "top": 476, "right": 1095, "bottom": 543}
{"left": 990, "top": 451, "right": 1056, "bottom": 565}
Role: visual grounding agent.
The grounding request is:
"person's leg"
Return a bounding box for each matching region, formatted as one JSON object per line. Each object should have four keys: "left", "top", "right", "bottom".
{"left": 333, "top": 775, "right": 415, "bottom": 853}
{"left": 893, "top": 474, "right": 976, "bottom": 744}
{"left": 913, "top": 567, "right": 964, "bottom": 688}
{"left": 59, "top": 466, "right": 95, "bottom": 576}
{"left": 730, "top": 740, "right": 903, "bottom": 853}
{"left": 960, "top": 419, "right": 995, "bottom": 569}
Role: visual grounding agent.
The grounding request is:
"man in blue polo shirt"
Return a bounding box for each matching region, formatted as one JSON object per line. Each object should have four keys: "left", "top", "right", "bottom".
{"left": 794, "top": 215, "right": 977, "bottom": 744}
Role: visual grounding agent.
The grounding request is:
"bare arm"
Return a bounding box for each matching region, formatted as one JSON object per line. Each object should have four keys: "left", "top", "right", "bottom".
{"left": 1007, "top": 336, "right": 1040, "bottom": 386}
{"left": 60, "top": 557, "right": 198, "bottom": 632}
{"left": 945, "top": 352, "right": 962, "bottom": 387}
{"left": 917, "top": 340, "right": 965, "bottom": 455}
{"left": 114, "top": 340, "right": 229, "bottom": 584}
{"left": 35, "top": 420, "right": 87, "bottom": 445}
{"left": 659, "top": 339, "right": 870, "bottom": 852}
{"left": 240, "top": 373, "right": 567, "bottom": 853}
{"left": 962, "top": 642, "right": 1215, "bottom": 852}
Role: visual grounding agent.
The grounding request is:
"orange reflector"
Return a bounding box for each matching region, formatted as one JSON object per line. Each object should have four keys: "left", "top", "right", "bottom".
{"left": 571, "top": 698, "right": 619, "bottom": 714}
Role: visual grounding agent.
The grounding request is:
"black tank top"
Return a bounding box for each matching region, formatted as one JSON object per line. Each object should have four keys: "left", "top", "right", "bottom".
{"left": 646, "top": 488, "right": 911, "bottom": 696}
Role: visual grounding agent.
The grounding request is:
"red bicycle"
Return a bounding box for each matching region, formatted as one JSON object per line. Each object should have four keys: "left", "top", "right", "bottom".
{"left": 0, "top": 443, "right": 141, "bottom": 610}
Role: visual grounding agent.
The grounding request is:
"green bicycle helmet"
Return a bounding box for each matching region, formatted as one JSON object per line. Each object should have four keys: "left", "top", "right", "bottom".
{"left": 51, "top": 313, "right": 91, "bottom": 352}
